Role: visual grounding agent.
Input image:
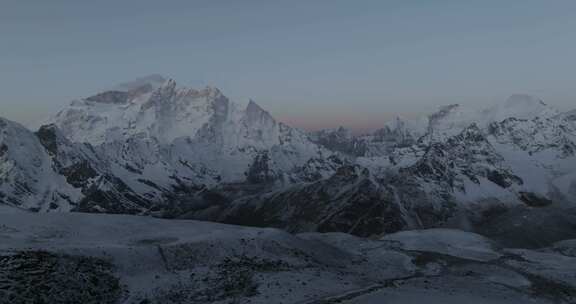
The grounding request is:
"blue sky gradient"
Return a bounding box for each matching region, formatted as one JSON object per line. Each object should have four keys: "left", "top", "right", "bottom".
{"left": 1, "top": 0, "right": 576, "bottom": 131}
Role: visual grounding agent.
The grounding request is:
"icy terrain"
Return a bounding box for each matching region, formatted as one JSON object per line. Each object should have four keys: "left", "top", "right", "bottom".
{"left": 0, "top": 211, "right": 575, "bottom": 303}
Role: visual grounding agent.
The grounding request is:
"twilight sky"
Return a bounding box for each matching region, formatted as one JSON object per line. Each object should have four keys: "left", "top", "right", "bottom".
{"left": 1, "top": 0, "right": 576, "bottom": 132}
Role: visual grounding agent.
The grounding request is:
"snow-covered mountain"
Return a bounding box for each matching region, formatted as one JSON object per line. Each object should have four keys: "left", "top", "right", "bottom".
{"left": 311, "top": 95, "right": 561, "bottom": 158}
{"left": 0, "top": 118, "right": 80, "bottom": 211}
{"left": 24, "top": 77, "right": 341, "bottom": 214}
{"left": 310, "top": 116, "right": 427, "bottom": 158}
{"left": 424, "top": 95, "right": 559, "bottom": 143}
{"left": 204, "top": 124, "right": 529, "bottom": 236}
{"left": 47, "top": 78, "right": 336, "bottom": 177}
{"left": 298, "top": 95, "right": 576, "bottom": 234}
{"left": 1, "top": 75, "right": 575, "bottom": 237}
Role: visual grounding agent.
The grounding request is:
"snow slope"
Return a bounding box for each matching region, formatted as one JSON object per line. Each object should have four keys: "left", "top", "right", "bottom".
{"left": 0, "top": 118, "right": 80, "bottom": 211}
{"left": 1, "top": 211, "right": 575, "bottom": 303}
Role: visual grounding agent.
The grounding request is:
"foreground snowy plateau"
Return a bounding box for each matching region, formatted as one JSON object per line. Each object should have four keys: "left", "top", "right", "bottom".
{"left": 1, "top": 211, "right": 576, "bottom": 303}
{"left": 1, "top": 75, "right": 576, "bottom": 302}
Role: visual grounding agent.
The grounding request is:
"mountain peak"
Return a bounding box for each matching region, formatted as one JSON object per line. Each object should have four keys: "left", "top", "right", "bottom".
{"left": 504, "top": 94, "right": 547, "bottom": 108}
{"left": 245, "top": 99, "right": 275, "bottom": 124}
{"left": 246, "top": 99, "right": 263, "bottom": 111}
{"left": 484, "top": 94, "right": 558, "bottom": 122}
{"left": 160, "top": 78, "right": 177, "bottom": 90}
{"left": 428, "top": 104, "right": 462, "bottom": 125}
{"left": 0, "top": 116, "right": 26, "bottom": 131}
{"left": 202, "top": 86, "right": 223, "bottom": 98}
{"left": 113, "top": 74, "right": 166, "bottom": 91}
{"left": 246, "top": 99, "right": 266, "bottom": 114}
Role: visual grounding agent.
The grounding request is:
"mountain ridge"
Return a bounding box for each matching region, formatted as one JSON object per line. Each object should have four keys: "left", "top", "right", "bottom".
{"left": 1, "top": 76, "right": 575, "bottom": 237}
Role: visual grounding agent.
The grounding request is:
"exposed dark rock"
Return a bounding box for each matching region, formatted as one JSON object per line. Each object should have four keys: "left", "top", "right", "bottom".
{"left": 403, "top": 124, "right": 522, "bottom": 192}
{"left": 196, "top": 165, "right": 409, "bottom": 237}
{"left": 75, "top": 175, "right": 151, "bottom": 214}
{"left": 86, "top": 90, "right": 130, "bottom": 104}
{"left": 519, "top": 191, "right": 554, "bottom": 207}
{"left": 487, "top": 170, "right": 523, "bottom": 188}
{"left": 35, "top": 125, "right": 59, "bottom": 155}
{"left": 0, "top": 251, "right": 122, "bottom": 304}
{"left": 60, "top": 161, "right": 99, "bottom": 188}
{"left": 246, "top": 151, "right": 275, "bottom": 184}
{"left": 0, "top": 144, "right": 7, "bottom": 158}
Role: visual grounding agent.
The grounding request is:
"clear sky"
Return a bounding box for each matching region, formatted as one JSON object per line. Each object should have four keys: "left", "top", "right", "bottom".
{"left": 1, "top": 0, "right": 576, "bottom": 132}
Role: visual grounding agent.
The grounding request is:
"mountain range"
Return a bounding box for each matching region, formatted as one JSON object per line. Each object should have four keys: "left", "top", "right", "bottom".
{"left": 1, "top": 75, "right": 575, "bottom": 237}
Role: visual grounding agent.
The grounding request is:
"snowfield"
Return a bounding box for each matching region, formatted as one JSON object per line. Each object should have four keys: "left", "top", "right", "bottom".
{"left": 1, "top": 211, "right": 575, "bottom": 304}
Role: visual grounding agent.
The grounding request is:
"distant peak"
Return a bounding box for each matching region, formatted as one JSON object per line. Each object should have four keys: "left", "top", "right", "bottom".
{"left": 390, "top": 116, "right": 406, "bottom": 128}
{"left": 0, "top": 117, "right": 29, "bottom": 133}
{"left": 505, "top": 94, "right": 546, "bottom": 107}
{"left": 246, "top": 99, "right": 265, "bottom": 112}
{"left": 429, "top": 104, "right": 461, "bottom": 121}
{"left": 162, "top": 78, "right": 177, "bottom": 87}
{"left": 136, "top": 74, "right": 166, "bottom": 84}
{"left": 439, "top": 104, "right": 461, "bottom": 112}
{"left": 484, "top": 94, "right": 558, "bottom": 121}
{"left": 0, "top": 117, "right": 10, "bottom": 129}
{"left": 201, "top": 86, "right": 223, "bottom": 98}
{"left": 85, "top": 91, "right": 130, "bottom": 104}
{"left": 245, "top": 99, "right": 275, "bottom": 123}
{"left": 155, "top": 78, "right": 177, "bottom": 96}
{"left": 113, "top": 74, "right": 167, "bottom": 91}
